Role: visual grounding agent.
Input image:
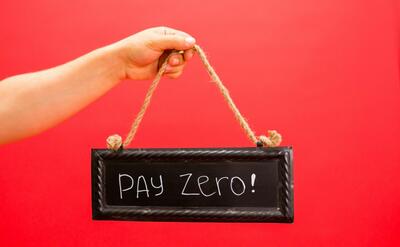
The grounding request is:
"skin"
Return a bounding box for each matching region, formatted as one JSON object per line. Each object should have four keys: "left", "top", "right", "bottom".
{"left": 0, "top": 26, "right": 196, "bottom": 145}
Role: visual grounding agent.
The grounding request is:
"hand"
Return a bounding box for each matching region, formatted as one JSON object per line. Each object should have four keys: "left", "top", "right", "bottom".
{"left": 112, "top": 26, "right": 196, "bottom": 80}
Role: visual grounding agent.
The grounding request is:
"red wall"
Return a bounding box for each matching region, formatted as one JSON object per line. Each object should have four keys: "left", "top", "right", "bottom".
{"left": 0, "top": 0, "right": 399, "bottom": 246}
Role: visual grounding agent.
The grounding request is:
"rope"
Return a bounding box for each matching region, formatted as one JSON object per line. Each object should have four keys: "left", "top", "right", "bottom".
{"left": 106, "top": 45, "right": 282, "bottom": 151}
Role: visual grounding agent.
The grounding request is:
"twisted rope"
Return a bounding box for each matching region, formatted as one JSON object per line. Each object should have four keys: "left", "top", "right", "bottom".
{"left": 106, "top": 45, "right": 282, "bottom": 151}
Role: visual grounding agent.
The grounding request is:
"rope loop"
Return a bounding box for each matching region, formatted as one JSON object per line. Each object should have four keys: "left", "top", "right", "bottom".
{"left": 107, "top": 45, "right": 281, "bottom": 151}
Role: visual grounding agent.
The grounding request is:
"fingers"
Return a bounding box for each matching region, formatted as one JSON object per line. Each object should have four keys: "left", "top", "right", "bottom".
{"left": 164, "top": 63, "right": 184, "bottom": 79}
{"left": 165, "top": 63, "right": 184, "bottom": 73}
{"left": 148, "top": 26, "right": 196, "bottom": 79}
{"left": 184, "top": 49, "right": 195, "bottom": 61}
{"left": 163, "top": 51, "right": 192, "bottom": 79}
{"left": 165, "top": 70, "right": 183, "bottom": 79}
{"left": 168, "top": 54, "right": 183, "bottom": 66}
{"left": 167, "top": 48, "right": 195, "bottom": 66}
{"left": 147, "top": 26, "right": 196, "bottom": 52}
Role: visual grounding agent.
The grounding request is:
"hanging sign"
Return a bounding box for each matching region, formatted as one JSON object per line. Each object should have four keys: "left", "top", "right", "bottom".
{"left": 91, "top": 45, "right": 294, "bottom": 222}
{"left": 91, "top": 147, "right": 293, "bottom": 222}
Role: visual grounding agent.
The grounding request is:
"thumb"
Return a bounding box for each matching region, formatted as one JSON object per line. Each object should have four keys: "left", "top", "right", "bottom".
{"left": 149, "top": 33, "right": 196, "bottom": 51}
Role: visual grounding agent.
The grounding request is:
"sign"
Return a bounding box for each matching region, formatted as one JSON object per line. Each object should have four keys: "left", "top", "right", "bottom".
{"left": 91, "top": 147, "right": 293, "bottom": 222}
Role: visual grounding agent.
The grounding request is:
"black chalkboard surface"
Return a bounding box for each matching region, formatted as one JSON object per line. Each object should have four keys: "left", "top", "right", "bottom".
{"left": 91, "top": 147, "right": 293, "bottom": 222}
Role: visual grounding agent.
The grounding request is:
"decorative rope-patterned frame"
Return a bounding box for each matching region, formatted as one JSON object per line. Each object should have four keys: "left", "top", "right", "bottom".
{"left": 91, "top": 147, "right": 293, "bottom": 223}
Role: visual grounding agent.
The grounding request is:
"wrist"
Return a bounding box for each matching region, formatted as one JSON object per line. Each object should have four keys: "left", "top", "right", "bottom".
{"left": 94, "top": 44, "right": 128, "bottom": 82}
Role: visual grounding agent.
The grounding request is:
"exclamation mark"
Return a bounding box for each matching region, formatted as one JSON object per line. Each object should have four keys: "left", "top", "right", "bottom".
{"left": 251, "top": 173, "right": 256, "bottom": 193}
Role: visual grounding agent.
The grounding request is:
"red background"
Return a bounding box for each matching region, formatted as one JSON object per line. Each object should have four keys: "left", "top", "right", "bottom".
{"left": 0, "top": 0, "right": 399, "bottom": 246}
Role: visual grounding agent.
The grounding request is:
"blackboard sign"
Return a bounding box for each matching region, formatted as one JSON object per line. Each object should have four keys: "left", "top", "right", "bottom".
{"left": 91, "top": 147, "right": 293, "bottom": 222}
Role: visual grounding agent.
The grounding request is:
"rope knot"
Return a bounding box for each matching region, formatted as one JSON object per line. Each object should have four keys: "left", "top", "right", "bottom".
{"left": 258, "top": 130, "right": 282, "bottom": 147}
{"left": 106, "top": 134, "right": 123, "bottom": 151}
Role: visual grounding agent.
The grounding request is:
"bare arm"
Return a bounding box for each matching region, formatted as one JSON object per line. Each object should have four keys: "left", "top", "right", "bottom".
{"left": 0, "top": 26, "right": 196, "bottom": 145}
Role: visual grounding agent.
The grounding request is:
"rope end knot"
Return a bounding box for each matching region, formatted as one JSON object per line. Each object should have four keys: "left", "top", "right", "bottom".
{"left": 257, "top": 130, "right": 282, "bottom": 147}
{"left": 106, "top": 134, "right": 123, "bottom": 151}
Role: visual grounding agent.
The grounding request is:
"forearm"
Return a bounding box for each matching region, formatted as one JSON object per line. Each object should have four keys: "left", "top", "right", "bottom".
{"left": 0, "top": 45, "right": 125, "bottom": 144}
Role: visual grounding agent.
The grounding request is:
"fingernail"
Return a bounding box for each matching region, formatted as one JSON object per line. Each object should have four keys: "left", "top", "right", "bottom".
{"left": 185, "top": 37, "right": 196, "bottom": 45}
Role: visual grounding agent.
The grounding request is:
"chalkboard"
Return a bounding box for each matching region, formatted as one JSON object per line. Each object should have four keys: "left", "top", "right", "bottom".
{"left": 91, "top": 147, "right": 293, "bottom": 222}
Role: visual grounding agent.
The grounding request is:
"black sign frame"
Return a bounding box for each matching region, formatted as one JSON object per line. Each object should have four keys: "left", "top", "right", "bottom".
{"left": 91, "top": 147, "right": 294, "bottom": 223}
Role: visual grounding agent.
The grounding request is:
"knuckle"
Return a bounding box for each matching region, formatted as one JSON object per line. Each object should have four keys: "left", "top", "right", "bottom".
{"left": 145, "top": 39, "right": 157, "bottom": 50}
{"left": 156, "top": 26, "right": 176, "bottom": 36}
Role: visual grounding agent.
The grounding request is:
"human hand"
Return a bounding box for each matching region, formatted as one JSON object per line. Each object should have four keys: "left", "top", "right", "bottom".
{"left": 111, "top": 26, "right": 196, "bottom": 80}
